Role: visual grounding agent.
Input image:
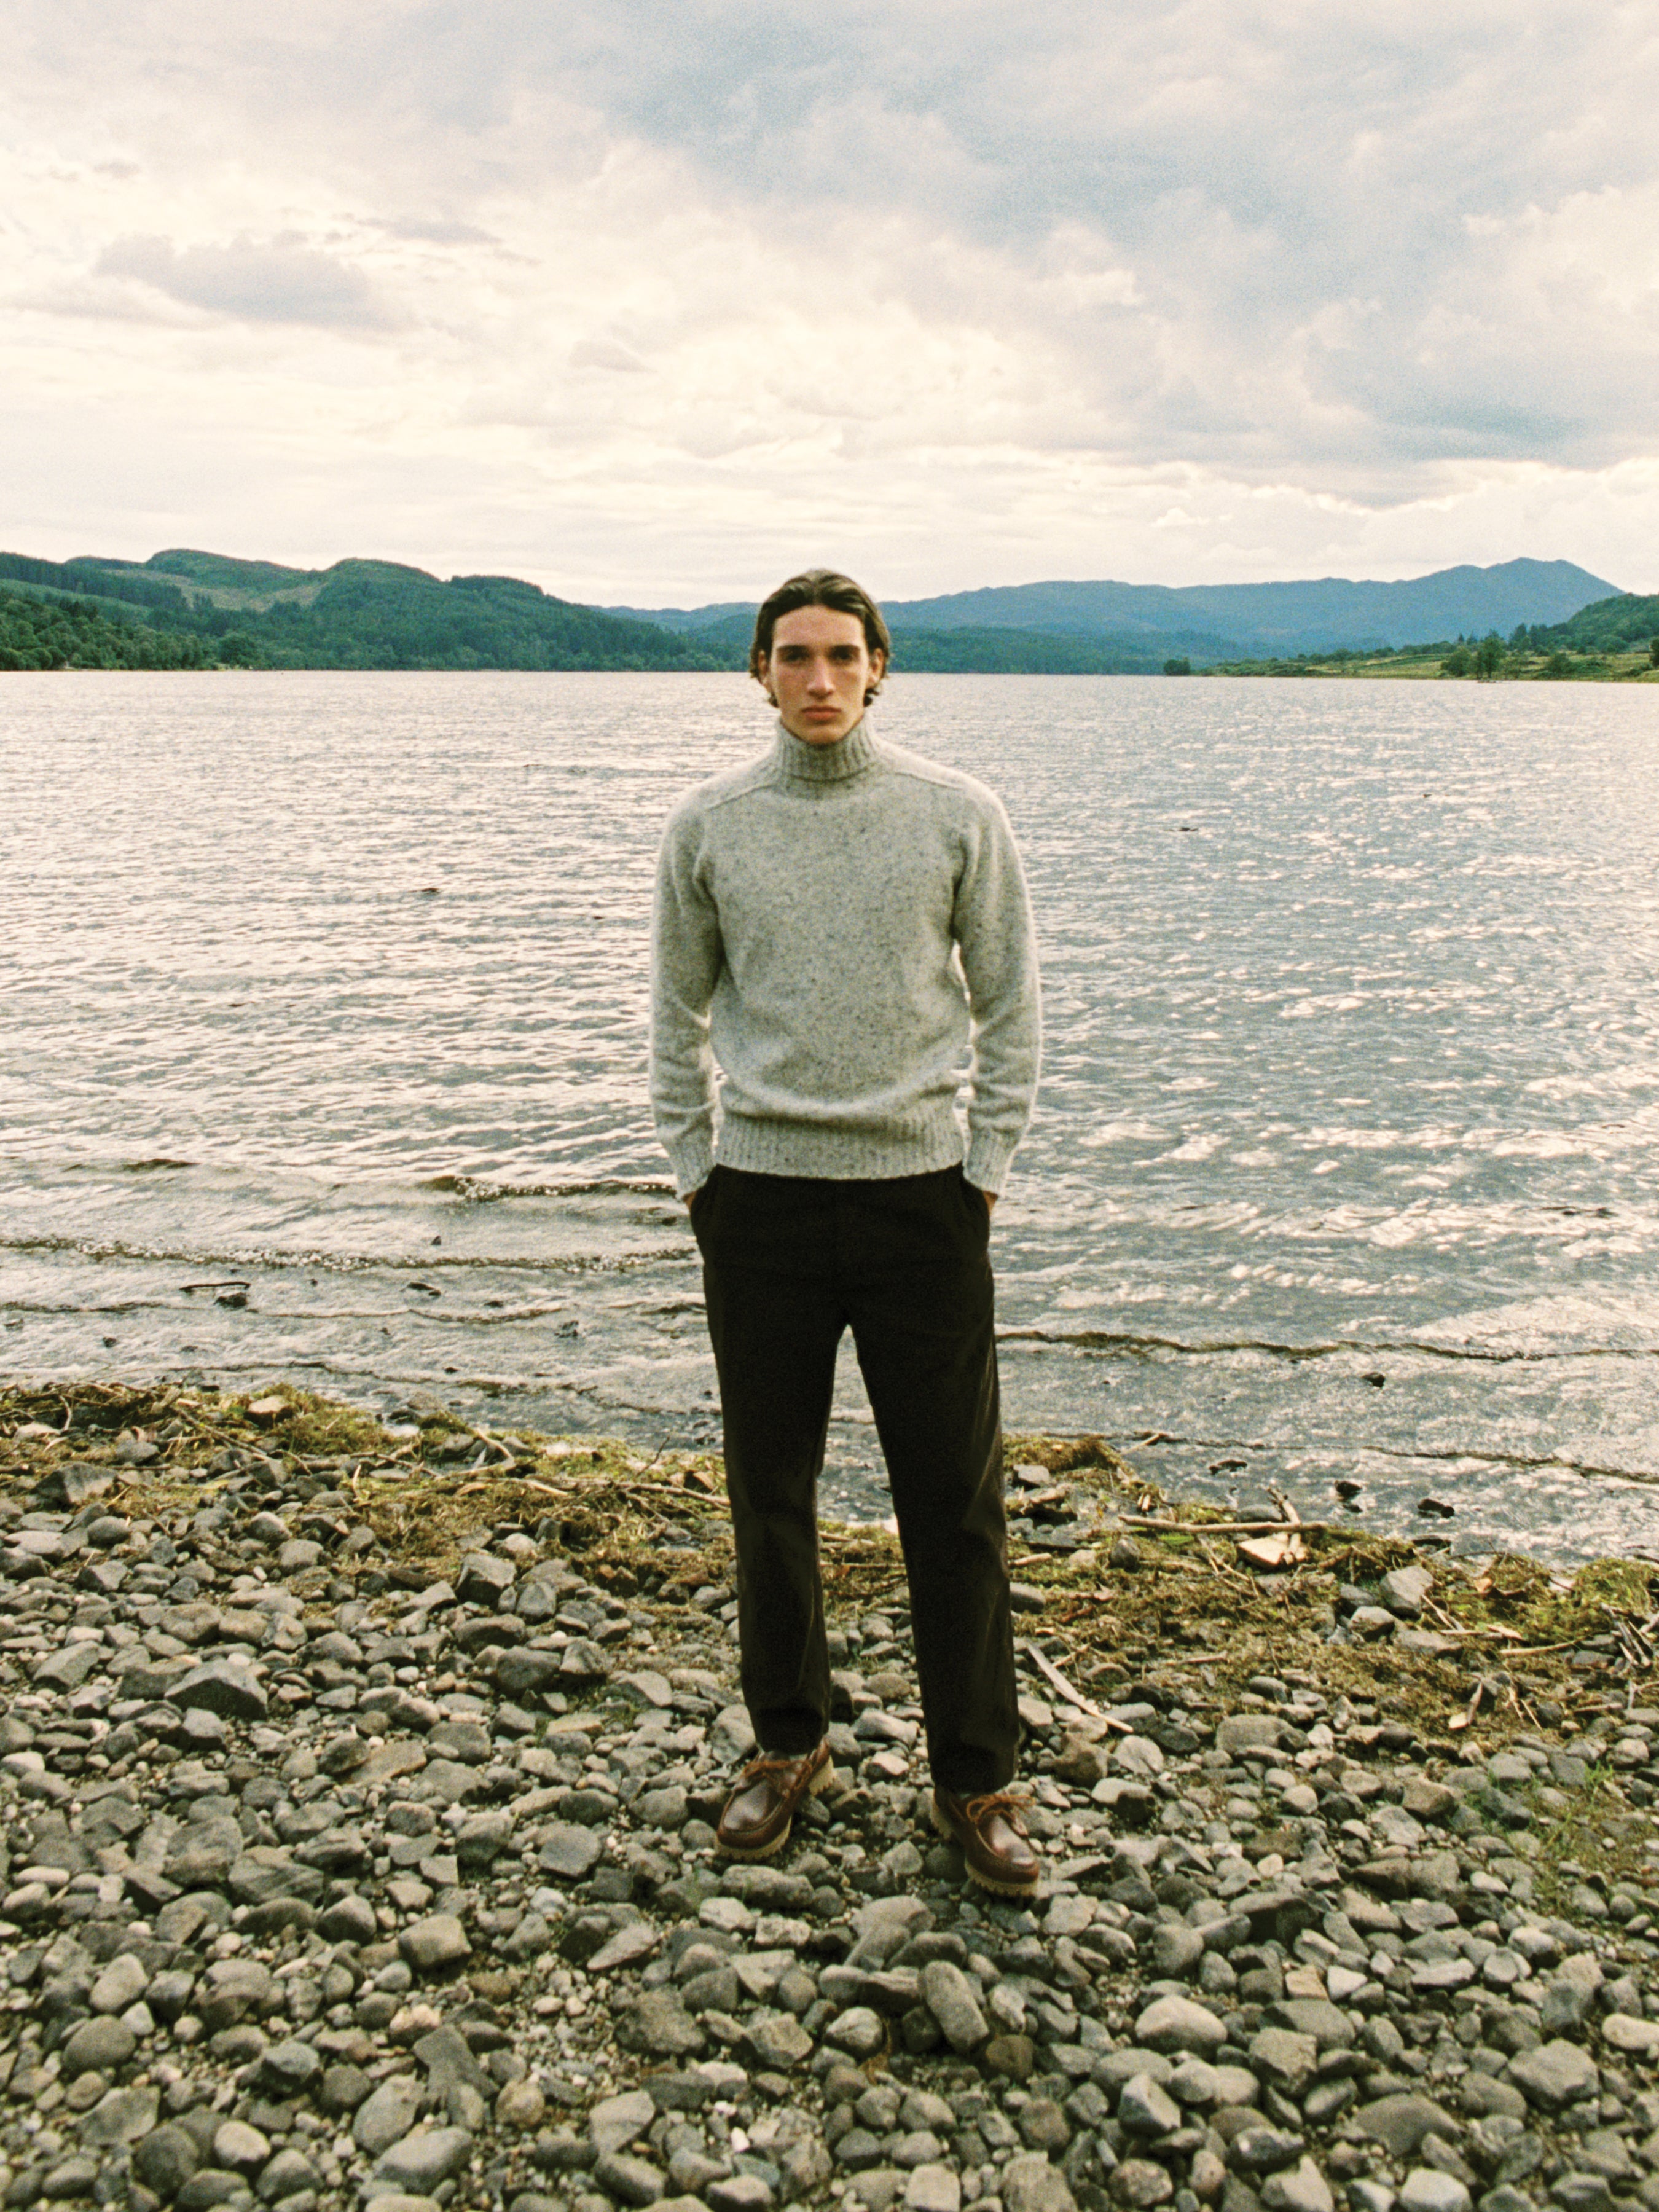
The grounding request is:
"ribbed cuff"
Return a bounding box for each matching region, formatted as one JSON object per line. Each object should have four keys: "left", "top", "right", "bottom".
{"left": 964, "top": 1130, "right": 1020, "bottom": 1194}
{"left": 668, "top": 1134, "right": 716, "bottom": 1199}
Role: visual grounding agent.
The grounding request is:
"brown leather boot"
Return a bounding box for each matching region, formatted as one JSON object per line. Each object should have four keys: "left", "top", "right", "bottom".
{"left": 931, "top": 1787, "right": 1040, "bottom": 1896}
{"left": 715, "top": 1743, "right": 835, "bottom": 1859}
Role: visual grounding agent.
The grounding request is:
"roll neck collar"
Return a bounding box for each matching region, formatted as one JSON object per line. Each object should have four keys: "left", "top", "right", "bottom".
{"left": 772, "top": 717, "right": 879, "bottom": 784}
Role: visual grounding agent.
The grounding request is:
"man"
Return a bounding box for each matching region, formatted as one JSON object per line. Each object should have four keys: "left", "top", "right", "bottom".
{"left": 649, "top": 568, "right": 1041, "bottom": 1896}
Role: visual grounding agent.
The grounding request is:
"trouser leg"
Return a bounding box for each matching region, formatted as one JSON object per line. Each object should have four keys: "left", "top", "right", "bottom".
{"left": 844, "top": 1169, "right": 1018, "bottom": 1796}
{"left": 696, "top": 1170, "right": 843, "bottom": 1757}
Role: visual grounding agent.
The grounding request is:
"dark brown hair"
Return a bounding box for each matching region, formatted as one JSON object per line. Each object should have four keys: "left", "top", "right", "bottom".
{"left": 750, "top": 568, "right": 892, "bottom": 704}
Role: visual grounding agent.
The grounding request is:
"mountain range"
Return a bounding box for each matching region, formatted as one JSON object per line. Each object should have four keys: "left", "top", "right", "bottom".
{"left": 0, "top": 547, "right": 1630, "bottom": 673}
{"left": 608, "top": 557, "right": 1620, "bottom": 668}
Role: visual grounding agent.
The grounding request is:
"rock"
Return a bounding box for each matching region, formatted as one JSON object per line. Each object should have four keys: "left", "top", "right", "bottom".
{"left": 919, "top": 1961, "right": 989, "bottom": 2052}
{"left": 60, "top": 2017, "right": 137, "bottom": 2076}
{"left": 89, "top": 1953, "right": 149, "bottom": 2014}
{"left": 984, "top": 2033, "right": 1037, "bottom": 2080}
{"left": 374, "top": 2127, "right": 476, "bottom": 2193}
{"left": 1215, "top": 1715, "right": 1282, "bottom": 1755}
{"left": 1260, "top": 2161, "right": 1335, "bottom": 2212}
{"left": 905, "top": 2167, "right": 962, "bottom": 2212}
{"left": 1230, "top": 2131, "right": 1306, "bottom": 2177}
{"left": 539, "top": 1824, "right": 605, "bottom": 1880}
{"left": 171, "top": 1658, "right": 268, "bottom": 1720}
{"left": 1003, "top": 2152, "right": 1080, "bottom": 2212}
{"left": 743, "top": 2011, "right": 814, "bottom": 2069}
{"left": 213, "top": 2123, "right": 270, "bottom": 2172}
{"left": 1136, "top": 1994, "right": 1228, "bottom": 2055}
{"left": 1249, "top": 2028, "right": 1319, "bottom": 2093}
{"left": 624, "top": 1991, "right": 706, "bottom": 2058}
{"left": 1601, "top": 2012, "right": 1659, "bottom": 2058}
{"left": 399, "top": 1913, "right": 472, "bottom": 1972}
{"left": 1120, "top": 2073, "right": 1183, "bottom": 2137}
{"left": 414, "top": 2023, "right": 489, "bottom": 2096}
{"left": 133, "top": 2125, "right": 202, "bottom": 2200}
{"left": 593, "top": 2152, "right": 667, "bottom": 2206}
{"left": 496, "top": 2079, "right": 546, "bottom": 2130}
{"left": 354, "top": 2077, "right": 426, "bottom": 2156}
{"left": 259, "top": 2036, "right": 323, "bottom": 2095}
{"left": 1396, "top": 2178, "right": 1470, "bottom": 2212}
{"left": 1108, "top": 2160, "right": 1174, "bottom": 2208}
{"left": 828, "top": 2007, "right": 888, "bottom": 2059}
{"left": 1354, "top": 2098, "right": 1461, "bottom": 2160}
{"left": 1507, "top": 2040, "right": 1599, "bottom": 2111}
{"left": 78, "top": 2085, "right": 160, "bottom": 2146}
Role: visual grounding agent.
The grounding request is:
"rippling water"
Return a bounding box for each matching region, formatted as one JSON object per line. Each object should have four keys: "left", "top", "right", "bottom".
{"left": 5, "top": 669, "right": 1659, "bottom": 1559}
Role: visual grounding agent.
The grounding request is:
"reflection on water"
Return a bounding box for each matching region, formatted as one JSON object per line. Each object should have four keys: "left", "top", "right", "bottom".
{"left": 4, "top": 669, "right": 1659, "bottom": 1559}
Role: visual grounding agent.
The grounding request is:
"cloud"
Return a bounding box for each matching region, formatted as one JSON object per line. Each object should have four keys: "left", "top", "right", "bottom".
{"left": 2, "top": 0, "right": 1658, "bottom": 592}
{"left": 95, "top": 233, "right": 393, "bottom": 329}
{"left": 570, "top": 337, "right": 651, "bottom": 372}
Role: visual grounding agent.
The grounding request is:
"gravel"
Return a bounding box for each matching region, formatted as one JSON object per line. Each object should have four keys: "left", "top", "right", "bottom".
{"left": 8, "top": 1404, "right": 1659, "bottom": 2212}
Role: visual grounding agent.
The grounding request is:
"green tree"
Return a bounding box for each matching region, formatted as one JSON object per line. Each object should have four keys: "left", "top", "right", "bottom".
{"left": 1650, "top": 636, "right": 1659, "bottom": 668}
{"left": 1163, "top": 656, "right": 1191, "bottom": 676}
{"left": 1543, "top": 651, "right": 1572, "bottom": 677}
{"left": 1441, "top": 645, "right": 1472, "bottom": 677}
{"left": 218, "top": 631, "right": 262, "bottom": 667}
{"left": 1473, "top": 632, "right": 1505, "bottom": 679}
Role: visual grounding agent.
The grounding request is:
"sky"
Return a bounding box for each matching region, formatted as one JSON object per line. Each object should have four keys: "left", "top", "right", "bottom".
{"left": 6, "top": 1, "right": 1659, "bottom": 603}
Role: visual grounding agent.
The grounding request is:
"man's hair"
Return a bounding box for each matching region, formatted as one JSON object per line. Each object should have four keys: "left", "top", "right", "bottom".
{"left": 750, "top": 568, "right": 892, "bottom": 704}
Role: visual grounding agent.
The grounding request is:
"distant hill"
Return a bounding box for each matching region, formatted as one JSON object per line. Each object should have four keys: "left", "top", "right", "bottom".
{"left": 607, "top": 558, "right": 1620, "bottom": 667}
{"left": 0, "top": 549, "right": 730, "bottom": 671}
{"left": 1534, "top": 590, "right": 1659, "bottom": 656}
{"left": 1, "top": 546, "right": 1625, "bottom": 673}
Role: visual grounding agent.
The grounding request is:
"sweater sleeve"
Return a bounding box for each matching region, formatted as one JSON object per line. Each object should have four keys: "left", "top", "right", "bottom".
{"left": 954, "top": 794, "right": 1041, "bottom": 1193}
{"left": 649, "top": 804, "right": 723, "bottom": 1196}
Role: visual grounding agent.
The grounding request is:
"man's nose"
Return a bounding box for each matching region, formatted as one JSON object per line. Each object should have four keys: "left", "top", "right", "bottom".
{"left": 806, "top": 657, "right": 834, "bottom": 690}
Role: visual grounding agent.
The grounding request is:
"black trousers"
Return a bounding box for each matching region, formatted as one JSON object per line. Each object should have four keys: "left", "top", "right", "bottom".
{"left": 691, "top": 1163, "right": 1018, "bottom": 1795}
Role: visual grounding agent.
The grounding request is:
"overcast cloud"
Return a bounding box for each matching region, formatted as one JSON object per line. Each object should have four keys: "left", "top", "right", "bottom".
{"left": 4, "top": 0, "right": 1657, "bottom": 598}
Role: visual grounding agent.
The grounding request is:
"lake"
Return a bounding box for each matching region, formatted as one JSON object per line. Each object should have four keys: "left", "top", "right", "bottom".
{"left": 5, "top": 669, "right": 1659, "bottom": 1561}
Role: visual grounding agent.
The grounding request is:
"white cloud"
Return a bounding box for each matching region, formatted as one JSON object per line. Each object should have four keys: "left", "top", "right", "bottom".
{"left": 96, "top": 233, "right": 393, "bottom": 327}
{"left": 1, "top": 0, "right": 1658, "bottom": 594}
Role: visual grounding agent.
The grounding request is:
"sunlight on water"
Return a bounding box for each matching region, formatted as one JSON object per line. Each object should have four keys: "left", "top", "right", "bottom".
{"left": 4, "top": 668, "right": 1659, "bottom": 1557}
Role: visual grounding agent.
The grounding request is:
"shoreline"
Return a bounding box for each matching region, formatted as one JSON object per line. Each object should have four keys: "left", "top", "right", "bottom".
{"left": 6, "top": 1378, "right": 1659, "bottom": 2212}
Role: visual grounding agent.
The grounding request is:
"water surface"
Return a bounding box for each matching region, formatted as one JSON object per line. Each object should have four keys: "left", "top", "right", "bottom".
{"left": 5, "top": 670, "right": 1658, "bottom": 1559}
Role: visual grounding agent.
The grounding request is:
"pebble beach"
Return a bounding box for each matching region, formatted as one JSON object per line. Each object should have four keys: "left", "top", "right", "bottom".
{"left": 6, "top": 1382, "right": 1659, "bottom": 2212}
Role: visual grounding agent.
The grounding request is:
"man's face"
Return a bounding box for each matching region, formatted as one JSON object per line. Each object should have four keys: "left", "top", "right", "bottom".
{"left": 759, "top": 605, "right": 885, "bottom": 745}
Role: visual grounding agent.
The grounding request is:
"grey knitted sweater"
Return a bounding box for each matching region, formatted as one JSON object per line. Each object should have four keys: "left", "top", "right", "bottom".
{"left": 649, "top": 718, "right": 1040, "bottom": 1197}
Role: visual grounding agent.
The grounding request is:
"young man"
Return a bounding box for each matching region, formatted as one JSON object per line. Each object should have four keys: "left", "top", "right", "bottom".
{"left": 649, "top": 568, "right": 1042, "bottom": 1895}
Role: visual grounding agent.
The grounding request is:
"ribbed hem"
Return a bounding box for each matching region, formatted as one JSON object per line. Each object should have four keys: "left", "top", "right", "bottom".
{"left": 716, "top": 1107, "right": 965, "bottom": 1182}
{"left": 772, "top": 718, "right": 880, "bottom": 785}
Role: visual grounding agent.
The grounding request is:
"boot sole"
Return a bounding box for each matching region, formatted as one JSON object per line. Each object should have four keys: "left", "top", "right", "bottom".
{"left": 930, "top": 1798, "right": 1040, "bottom": 1897}
{"left": 717, "top": 1755, "right": 837, "bottom": 1860}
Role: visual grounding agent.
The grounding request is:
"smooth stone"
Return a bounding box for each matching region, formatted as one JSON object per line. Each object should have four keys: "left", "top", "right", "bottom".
{"left": 1396, "top": 2177, "right": 1470, "bottom": 2212}
{"left": 79, "top": 2085, "right": 160, "bottom": 2147}
{"left": 919, "top": 1961, "right": 989, "bottom": 2053}
{"left": 904, "top": 2167, "right": 961, "bottom": 2212}
{"left": 1601, "top": 2012, "right": 1659, "bottom": 2058}
{"left": 1261, "top": 2161, "right": 1335, "bottom": 2212}
{"left": 374, "top": 2126, "right": 475, "bottom": 2192}
{"left": 399, "top": 1913, "right": 471, "bottom": 1972}
{"left": 354, "top": 2077, "right": 426, "bottom": 2156}
{"left": 1136, "top": 1994, "right": 1227, "bottom": 2055}
{"left": 1353, "top": 2097, "right": 1460, "bottom": 2160}
{"left": 60, "top": 2017, "right": 137, "bottom": 2076}
{"left": 1003, "top": 2152, "right": 1080, "bottom": 2212}
{"left": 1507, "top": 2040, "right": 1599, "bottom": 2111}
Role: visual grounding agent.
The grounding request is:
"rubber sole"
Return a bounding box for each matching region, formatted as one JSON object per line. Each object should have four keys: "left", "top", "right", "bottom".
{"left": 716, "top": 1754, "right": 837, "bottom": 1860}
{"left": 930, "top": 1795, "right": 1040, "bottom": 1897}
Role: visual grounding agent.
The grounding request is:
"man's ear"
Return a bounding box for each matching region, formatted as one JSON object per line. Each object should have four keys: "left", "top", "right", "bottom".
{"left": 754, "top": 652, "right": 774, "bottom": 702}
